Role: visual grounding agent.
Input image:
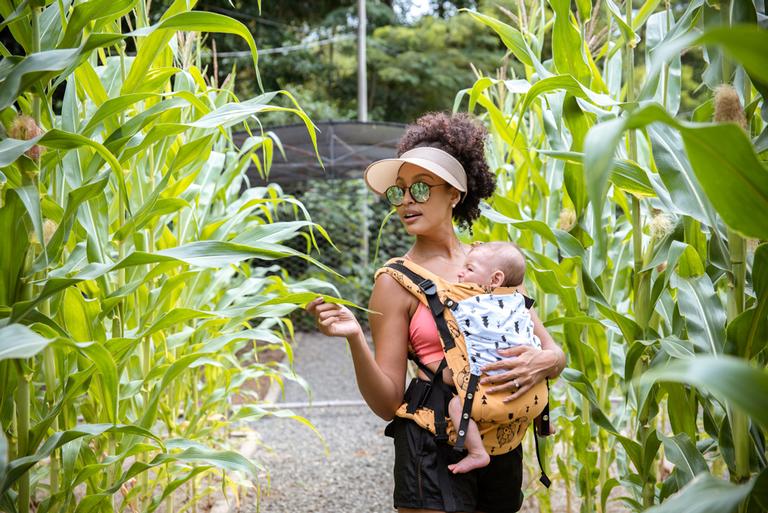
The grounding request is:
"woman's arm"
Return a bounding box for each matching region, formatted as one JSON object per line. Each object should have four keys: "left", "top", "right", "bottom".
{"left": 360, "top": 273, "right": 412, "bottom": 419}
{"left": 307, "top": 273, "right": 411, "bottom": 420}
{"left": 530, "top": 307, "right": 567, "bottom": 378}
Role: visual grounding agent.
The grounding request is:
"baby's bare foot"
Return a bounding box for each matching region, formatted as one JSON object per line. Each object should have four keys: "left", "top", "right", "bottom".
{"left": 448, "top": 451, "right": 491, "bottom": 474}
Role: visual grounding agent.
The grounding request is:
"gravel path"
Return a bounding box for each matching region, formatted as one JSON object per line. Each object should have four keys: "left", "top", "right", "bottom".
{"left": 243, "top": 332, "right": 395, "bottom": 513}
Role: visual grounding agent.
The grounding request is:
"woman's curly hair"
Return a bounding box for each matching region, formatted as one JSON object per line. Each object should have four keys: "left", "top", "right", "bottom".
{"left": 397, "top": 112, "right": 495, "bottom": 229}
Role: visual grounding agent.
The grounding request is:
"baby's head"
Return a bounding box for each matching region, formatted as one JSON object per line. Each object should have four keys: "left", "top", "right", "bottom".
{"left": 457, "top": 242, "right": 526, "bottom": 289}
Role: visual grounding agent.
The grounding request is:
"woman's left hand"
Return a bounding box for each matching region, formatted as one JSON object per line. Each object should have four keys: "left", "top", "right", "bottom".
{"left": 479, "top": 345, "right": 558, "bottom": 402}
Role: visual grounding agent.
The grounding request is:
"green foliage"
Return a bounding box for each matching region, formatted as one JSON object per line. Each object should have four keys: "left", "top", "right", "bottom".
{"left": 0, "top": 0, "right": 335, "bottom": 511}
{"left": 365, "top": 10, "right": 504, "bottom": 120}
{"left": 277, "top": 179, "right": 411, "bottom": 328}
{"left": 461, "top": 0, "right": 767, "bottom": 511}
{"left": 193, "top": 0, "right": 513, "bottom": 123}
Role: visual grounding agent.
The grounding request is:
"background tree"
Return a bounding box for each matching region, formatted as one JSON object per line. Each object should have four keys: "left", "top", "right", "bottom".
{"left": 170, "top": 1, "right": 508, "bottom": 123}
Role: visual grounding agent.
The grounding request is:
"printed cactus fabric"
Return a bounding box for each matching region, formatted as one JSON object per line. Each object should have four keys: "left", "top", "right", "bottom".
{"left": 453, "top": 292, "right": 541, "bottom": 376}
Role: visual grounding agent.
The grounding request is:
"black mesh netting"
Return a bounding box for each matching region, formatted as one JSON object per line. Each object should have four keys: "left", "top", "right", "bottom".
{"left": 240, "top": 121, "right": 412, "bottom": 330}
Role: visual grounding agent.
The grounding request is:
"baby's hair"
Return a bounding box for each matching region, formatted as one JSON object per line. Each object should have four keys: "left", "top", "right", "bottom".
{"left": 473, "top": 241, "right": 526, "bottom": 287}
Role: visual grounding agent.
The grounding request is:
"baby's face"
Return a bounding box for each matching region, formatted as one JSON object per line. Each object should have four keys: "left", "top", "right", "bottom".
{"left": 457, "top": 248, "right": 497, "bottom": 288}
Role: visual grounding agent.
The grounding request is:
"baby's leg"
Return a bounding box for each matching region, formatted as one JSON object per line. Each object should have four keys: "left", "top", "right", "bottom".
{"left": 447, "top": 395, "right": 491, "bottom": 474}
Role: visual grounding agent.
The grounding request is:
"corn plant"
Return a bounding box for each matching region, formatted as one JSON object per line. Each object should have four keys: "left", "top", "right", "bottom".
{"left": 458, "top": 1, "right": 767, "bottom": 511}
{"left": 0, "top": 1, "right": 344, "bottom": 512}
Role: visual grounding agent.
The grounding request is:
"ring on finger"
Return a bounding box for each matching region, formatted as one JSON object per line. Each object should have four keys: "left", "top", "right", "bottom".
{"left": 513, "top": 379, "right": 520, "bottom": 389}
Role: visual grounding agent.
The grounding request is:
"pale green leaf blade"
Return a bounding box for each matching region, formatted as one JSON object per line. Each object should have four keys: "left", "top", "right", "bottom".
{"left": 644, "top": 473, "right": 755, "bottom": 513}
{"left": 0, "top": 48, "right": 81, "bottom": 110}
{"left": 662, "top": 432, "right": 709, "bottom": 485}
{"left": 462, "top": 10, "right": 533, "bottom": 66}
{"left": 538, "top": 150, "right": 655, "bottom": 196}
{"left": 697, "top": 24, "right": 768, "bottom": 84}
{"left": 678, "top": 123, "right": 768, "bottom": 239}
{"left": 75, "top": 341, "right": 119, "bottom": 424}
{"left": 141, "top": 308, "right": 218, "bottom": 338}
{"left": 641, "top": 356, "right": 768, "bottom": 429}
{"left": 0, "top": 324, "right": 52, "bottom": 360}
{"left": 189, "top": 92, "right": 280, "bottom": 129}
{"left": 671, "top": 274, "right": 726, "bottom": 354}
{"left": 151, "top": 11, "right": 261, "bottom": 89}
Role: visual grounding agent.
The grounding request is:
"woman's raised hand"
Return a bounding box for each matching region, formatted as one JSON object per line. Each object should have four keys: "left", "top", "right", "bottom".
{"left": 306, "top": 297, "right": 362, "bottom": 338}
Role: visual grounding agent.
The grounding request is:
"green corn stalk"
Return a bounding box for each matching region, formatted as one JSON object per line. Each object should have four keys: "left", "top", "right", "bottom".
{"left": 711, "top": 0, "right": 752, "bottom": 491}
{"left": 727, "top": 211, "right": 750, "bottom": 491}
{"left": 14, "top": 360, "right": 31, "bottom": 513}
{"left": 730, "top": 67, "right": 753, "bottom": 499}
{"left": 41, "top": 295, "right": 59, "bottom": 499}
{"left": 624, "top": 1, "right": 656, "bottom": 507}
{"left": 0, "top": 1, "right": 340, "bottom": 510}
{"left": 14, "top": 6, "right": 42, "bottom": 512}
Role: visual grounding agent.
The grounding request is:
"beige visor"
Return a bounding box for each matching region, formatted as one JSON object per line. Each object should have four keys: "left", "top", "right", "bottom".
{"left": 363, "top": 146, "right": 467, "bottom": 195}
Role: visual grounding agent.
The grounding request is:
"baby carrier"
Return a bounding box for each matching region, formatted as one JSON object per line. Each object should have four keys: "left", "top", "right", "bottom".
{"left": 377, "top": 258, "right": 552, "bottom": 485}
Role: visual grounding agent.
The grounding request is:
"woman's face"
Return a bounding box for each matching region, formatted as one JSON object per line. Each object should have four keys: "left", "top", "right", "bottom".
{"left": 393, "top": 163, "right": 460, "bottom": 236}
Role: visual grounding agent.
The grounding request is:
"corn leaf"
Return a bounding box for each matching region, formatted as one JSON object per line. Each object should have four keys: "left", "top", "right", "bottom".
{"left": 645, "top": 473, "right": 756, "bottom": 513}
{"left": 0, "top": 324, "right": 52, "bottom": 360}
{"left": 585, "top": 104, "right": 768, "bottom": 240}
{"left": 642, "top": 356, "right": 768, "bottom": 429}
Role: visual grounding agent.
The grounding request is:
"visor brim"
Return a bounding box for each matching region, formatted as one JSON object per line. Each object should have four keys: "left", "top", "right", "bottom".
{"left": 364, "top": 157, "right": 467, "bottom": 195}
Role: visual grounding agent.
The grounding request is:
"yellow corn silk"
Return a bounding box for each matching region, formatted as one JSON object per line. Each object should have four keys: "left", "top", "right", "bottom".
{"left": 375, "top": 258, "right": 548, "bottom": 456}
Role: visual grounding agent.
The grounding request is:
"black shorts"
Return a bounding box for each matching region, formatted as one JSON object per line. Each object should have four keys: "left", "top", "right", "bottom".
{"left": 385, "top": 380, "right": 524, "bottom": 513}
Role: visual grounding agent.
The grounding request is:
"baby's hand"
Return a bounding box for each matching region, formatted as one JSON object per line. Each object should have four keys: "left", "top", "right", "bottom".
{"left": 306, "top": 297, "right": 362, "bottom": 338}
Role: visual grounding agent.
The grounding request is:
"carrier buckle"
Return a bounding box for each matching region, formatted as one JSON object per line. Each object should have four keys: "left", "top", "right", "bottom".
{"left": 405, "top": 379, "right": 432, "bottom": 414}
{"left": 434, "top": 418, "right": 449, "bottom": 441}
{"left": 417, "top": 278, "right": 437, "bottom": 295}
{"left": 416, "top": 381, "right": 432, "bottom": 409}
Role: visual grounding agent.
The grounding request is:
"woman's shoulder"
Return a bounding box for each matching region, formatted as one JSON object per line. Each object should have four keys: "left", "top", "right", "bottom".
{"left": 375, "top": 256, "right": 448, "bottom": 284}
{"left": 371, "top": 257, "right": 426, "bottom": 307}
{"left": 373, "top": 267, "right": 416, "bottom": 297}
{"left": 373, "top": 269, "right": 407, "bottom": 290}
{"left": 370, "top": 267, "right": 419, "bottom": 318}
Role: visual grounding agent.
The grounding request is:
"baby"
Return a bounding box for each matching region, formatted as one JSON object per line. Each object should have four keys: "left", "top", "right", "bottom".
{"left": 448, "top": 241, "right": 540, "bottom": 473}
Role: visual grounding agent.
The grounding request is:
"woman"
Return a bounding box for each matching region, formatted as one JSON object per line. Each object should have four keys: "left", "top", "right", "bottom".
{"left": 307, "top": 112, "right": 566, "bottom": 513}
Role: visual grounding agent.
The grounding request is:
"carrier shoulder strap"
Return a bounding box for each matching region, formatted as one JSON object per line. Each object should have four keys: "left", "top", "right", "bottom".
{"left": 453, "top": 373, "right": 480, "bottom": 452}
{"left": 378, "top": 260, "right": 456, "bottom": 351}
{"left": 408, "top": 351, "right": 436, "bottom": 379}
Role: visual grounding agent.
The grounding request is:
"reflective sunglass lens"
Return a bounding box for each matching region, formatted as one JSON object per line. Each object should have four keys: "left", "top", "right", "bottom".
{"left": 385, "top": 186, "right": 404, "bottom": 206}
{"left": 410, "top": 182, "right": 431, "bottom": 202}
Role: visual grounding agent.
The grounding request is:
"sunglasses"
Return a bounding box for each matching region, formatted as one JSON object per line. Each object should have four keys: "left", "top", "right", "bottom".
{"left": 385, "top": 182, "right": 450, "bottom": 206}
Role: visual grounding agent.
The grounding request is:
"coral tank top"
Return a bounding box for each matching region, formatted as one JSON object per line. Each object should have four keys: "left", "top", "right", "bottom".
{"left": 409, "top": 303, "right": 444, "bottom": 365}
